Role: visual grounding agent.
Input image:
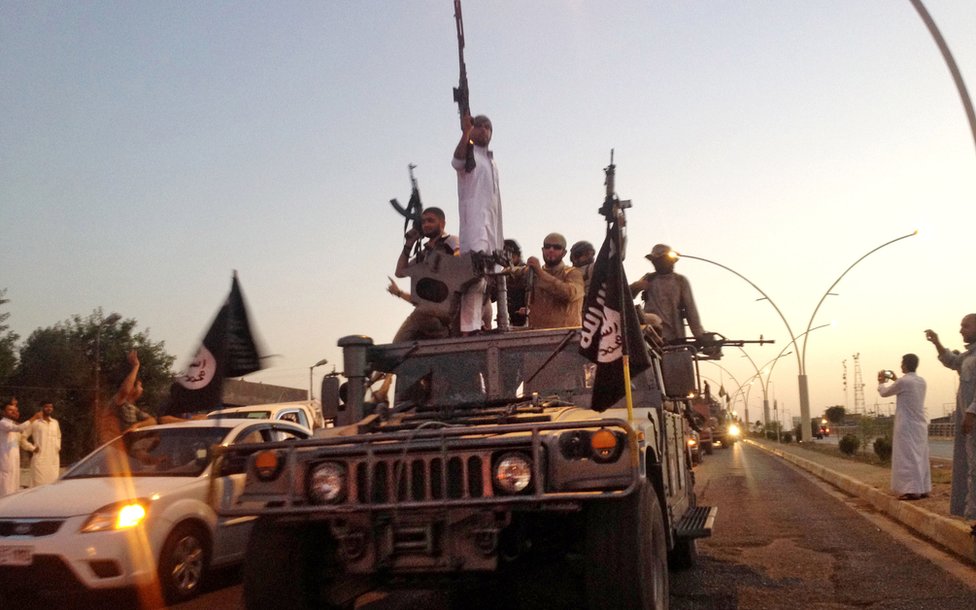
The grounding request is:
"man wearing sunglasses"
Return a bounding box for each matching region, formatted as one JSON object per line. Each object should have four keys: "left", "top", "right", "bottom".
{"left": 521, "top": 233, "right": 584, "bottom": 330}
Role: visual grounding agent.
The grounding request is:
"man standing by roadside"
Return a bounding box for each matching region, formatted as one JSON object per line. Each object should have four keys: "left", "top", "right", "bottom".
{"left": 925, "top": 314, "right": 976, "bottom": 525}
{"left": 21, "top": 400, "right": 61, "bottom": 487}
{"left": 877, "top": 354, "right": 931, "bottom": 500}
{"left": 453, "top": 114, "right": 503, "bottom": 335}
{"left": 522, "top": 233, "right": 584, "bottom": 329}
{"left": 1, "top": 397, "right": 43, "bottom": 496}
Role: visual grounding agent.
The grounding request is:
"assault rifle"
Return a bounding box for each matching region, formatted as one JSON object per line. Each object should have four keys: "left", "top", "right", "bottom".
{"left": 598, "top": 149, "right": 632, "bottom": 222}
{"left": 452, "top": 0, "right": 476, "bottom": 172}
{"left": 682, "top": 332, "right": 774, "bottom": 360}
{"left": 388, "top": 164, "right": 423, "bottom": 257}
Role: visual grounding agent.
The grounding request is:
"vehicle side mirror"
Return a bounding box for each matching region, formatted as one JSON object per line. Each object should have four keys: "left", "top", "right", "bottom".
{"left": 321, "top": 376, "right": 342, "bottom": 423}
{"left": 662, "top": 348, "right": 696, "bottom": 399}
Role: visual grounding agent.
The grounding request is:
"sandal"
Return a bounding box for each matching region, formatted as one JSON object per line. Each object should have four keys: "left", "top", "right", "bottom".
{"left": 898, "top": 493, "right": 920, "bottom": 501}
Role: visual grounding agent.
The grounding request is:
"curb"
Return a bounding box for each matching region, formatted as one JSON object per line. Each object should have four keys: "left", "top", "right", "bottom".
{"left": 743, "top": 438, "right": 976, "bottom": 564}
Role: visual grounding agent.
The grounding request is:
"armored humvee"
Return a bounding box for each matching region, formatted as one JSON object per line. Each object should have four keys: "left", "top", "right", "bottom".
{"left": 216, "top": 292, "right": 716, "bottom": 609}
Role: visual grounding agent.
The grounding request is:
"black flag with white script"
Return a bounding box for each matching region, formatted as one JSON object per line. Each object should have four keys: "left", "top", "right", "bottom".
{"left": 578, "top": 221, "right": 651, "bottom": 411}
{"left": 163, "top": 274, "right": 263, "bottom": 416}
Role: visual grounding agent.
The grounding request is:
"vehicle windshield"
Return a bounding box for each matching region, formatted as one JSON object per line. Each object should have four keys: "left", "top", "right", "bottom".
{"left": 385, "top": 336, "right": 597, "bottom": 410}
{"left": 64, "top": 427, "right": 231, "bottom": 478}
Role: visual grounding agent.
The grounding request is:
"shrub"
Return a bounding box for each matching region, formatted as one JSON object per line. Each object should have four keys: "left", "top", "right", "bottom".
{"left": 873, "top": 436, "right": 892, "bottom": 463}
{"left": 839, "top": 434, "right": 860, "bottom": 456}
{"left": 765, "top": 431, "right": 778, "bottom": 441}
{"left": 781, "top": 432, "right": 793, "bottom": 443}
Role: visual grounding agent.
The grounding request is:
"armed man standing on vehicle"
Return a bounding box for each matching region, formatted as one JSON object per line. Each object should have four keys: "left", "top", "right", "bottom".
{"left": 453, "top": 114, "right": 503, "bottom": 335}
{"left": 450, "top": 1, "right": 504, "bottom": 335}
{"left": 391, "top": 207, "right": 460, "bottom": 342}
{"left": 521, "top": 233, "right": 584, "bottom": 329}
{"left": 630, "top": 244, "right": 707, "bottom": 344}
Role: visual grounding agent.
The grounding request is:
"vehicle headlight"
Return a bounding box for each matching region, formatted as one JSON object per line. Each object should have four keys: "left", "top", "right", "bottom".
{"left": 81, "top": 500, "right": 149, "bottom": 533}
{"left": 728, "top": 423, "right": 741, "bottom": 437}
{"left": 309, "top": 462, "right": 346, "bottom": 504}
{"left": 687, "top": 437, "right": 698, "bottom": 448}
{"left": 493, "top": 453, "right": 532, "bottom": 494}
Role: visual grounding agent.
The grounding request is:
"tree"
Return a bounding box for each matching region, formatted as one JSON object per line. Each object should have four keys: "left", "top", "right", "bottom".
{"left": 824, "top": 405, "right": 846, "bottom": 424}
{"left": 11, "top": 310, "right": 175, "bottom": 462}
{"left": 0, "top": 288, "right": 18, "bottom": 385}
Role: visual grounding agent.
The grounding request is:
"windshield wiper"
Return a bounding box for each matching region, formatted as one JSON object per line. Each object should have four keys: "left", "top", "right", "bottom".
{"left": 523, "top": 329, "right": 578, "bottom": 387}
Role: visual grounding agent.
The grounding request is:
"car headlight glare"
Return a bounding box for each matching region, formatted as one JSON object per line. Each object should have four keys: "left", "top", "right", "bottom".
{"left": 494, "top": 453, "right": 532, "bottom": 494}
{"left": 309, "top": 462, "right": 346, "bottom": 504}
{"left": 81, "top": 500, "right": 148, "bottom": 533}
{"left": 728, "top": 423, "right": 741, "bottom": 437}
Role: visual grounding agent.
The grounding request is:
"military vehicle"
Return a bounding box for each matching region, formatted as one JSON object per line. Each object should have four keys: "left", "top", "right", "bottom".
{"left": 216, "top": 284, "right": 716, "bottom": 610}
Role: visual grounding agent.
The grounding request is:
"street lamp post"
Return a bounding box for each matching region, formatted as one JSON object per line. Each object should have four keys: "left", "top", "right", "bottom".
{"left": 794, "top": 232, "right": 917, "bottom": 441}
{"left": 738, "top": 323, "right": 830, "bottom": 432}
{"left": 309, "top": 358, "right": 329, "bottom": 403}
{"left": 676, "top": 231, "right": 915, "bottom": 443}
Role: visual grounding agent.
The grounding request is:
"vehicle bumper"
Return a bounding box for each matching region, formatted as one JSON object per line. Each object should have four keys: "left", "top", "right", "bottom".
{"left": 0, "top": 515, "right": 158, "bottom": 592}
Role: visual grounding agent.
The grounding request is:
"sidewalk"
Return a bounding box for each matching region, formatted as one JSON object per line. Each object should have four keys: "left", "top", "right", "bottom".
{"left": 744, "top": 437, "right": 976, "bottom": 564}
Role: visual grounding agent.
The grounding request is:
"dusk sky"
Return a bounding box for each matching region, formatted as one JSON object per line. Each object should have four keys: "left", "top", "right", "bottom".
{"left": 3, "top": 1, "right": 973, "bottom": 424}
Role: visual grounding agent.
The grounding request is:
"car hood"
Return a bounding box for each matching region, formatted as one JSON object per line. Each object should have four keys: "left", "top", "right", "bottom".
{"left": 0, "top": 476, "right": 201, "bottom": 518}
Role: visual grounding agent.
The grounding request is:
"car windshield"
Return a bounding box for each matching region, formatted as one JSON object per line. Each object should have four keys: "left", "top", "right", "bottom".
{"left": 64, "top": 427, "right": 232, "bottom": 478}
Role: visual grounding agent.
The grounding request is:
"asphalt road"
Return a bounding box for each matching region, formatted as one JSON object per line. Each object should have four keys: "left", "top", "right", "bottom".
{"left": 163, "top": 443, "right": 976, "bottom": 609}
{"left": 670, "top": 442, "right": 976, "bottom": 609}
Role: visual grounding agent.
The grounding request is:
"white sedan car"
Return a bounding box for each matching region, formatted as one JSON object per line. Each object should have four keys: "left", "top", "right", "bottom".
{"left": 0, "top": 419, "right": 309, "bottom": 604}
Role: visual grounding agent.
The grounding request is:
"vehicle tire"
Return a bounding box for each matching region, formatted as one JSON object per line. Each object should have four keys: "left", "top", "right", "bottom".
{"left": 158, "top": 522, "right": 210, "bottom": 605}
{"left": 704, "top": 441, "right": 714, "bottom": 455}
{"left": 584, "top": 480, "right": 668, "bottom": 610}
{"left": 244, "top": 517, "right": 362, "bottom": 610}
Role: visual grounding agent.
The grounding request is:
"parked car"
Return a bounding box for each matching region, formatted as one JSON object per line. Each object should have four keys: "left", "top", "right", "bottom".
{"left": 208, "top": 400, "right": 321, "bottom": 431}
{"left": 0, "top": 419, "right": 309, "bottom": 604}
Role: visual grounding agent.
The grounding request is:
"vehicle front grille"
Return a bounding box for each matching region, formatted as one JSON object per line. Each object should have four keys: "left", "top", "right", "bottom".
{"left": 0, "top": 520, "right": 64, "bottom": 537}
{"left": 353, "top": 453, "right": 490, "bottom": 504}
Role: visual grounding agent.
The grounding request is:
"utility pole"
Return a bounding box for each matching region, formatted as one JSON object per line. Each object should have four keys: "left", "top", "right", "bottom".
{"left": 852, "top": 353, "right": 865, "bottom": 416}
{"left": 842, "top": 359, "right": 848, "bottom": 410}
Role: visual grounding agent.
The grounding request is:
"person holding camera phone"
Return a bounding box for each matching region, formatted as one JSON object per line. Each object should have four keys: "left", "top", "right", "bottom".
{"left": 925, "top": 314, "right": 976, "bottom": 524}
{"left": 877, "top": 354, "right": 931, "bottom": 501}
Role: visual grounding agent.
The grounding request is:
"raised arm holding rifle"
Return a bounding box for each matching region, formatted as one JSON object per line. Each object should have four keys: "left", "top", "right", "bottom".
{"left": 451, "top": 0, "right": 506, "bottom": 334}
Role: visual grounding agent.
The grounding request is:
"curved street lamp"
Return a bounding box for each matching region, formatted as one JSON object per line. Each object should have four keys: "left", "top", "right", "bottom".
{"left": 677, "top": 231, "right": 914, "bottom": 442}
{"left": 739, "top": 323, "right": 831, "bottom": 430}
